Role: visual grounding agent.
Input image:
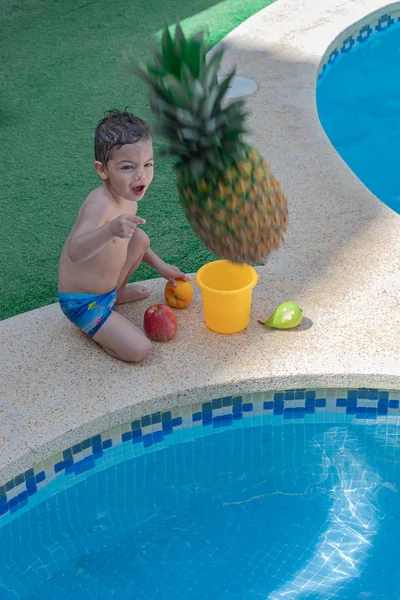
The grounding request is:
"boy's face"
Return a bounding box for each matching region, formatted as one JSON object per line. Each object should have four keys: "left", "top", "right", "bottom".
{"left": 96, "top": 138, "right": 154, "bottom": 202}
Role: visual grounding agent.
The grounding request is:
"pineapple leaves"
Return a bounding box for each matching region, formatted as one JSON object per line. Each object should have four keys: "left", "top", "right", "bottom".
{"left": 214, "top": 71, "right": 236, "bottom": 105}
{"left": 129, "top": 20, "right": 249, "bottom": 178}
{"left": 174, "top": 21, "right": 186, "bottom": 57}
{"left": 162, "top": 25, "right": 181, "bottom": 78}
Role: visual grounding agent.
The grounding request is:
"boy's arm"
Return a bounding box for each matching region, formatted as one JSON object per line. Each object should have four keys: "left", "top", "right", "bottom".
{"left": 68, "top": 201, "right": 145, "bottom": 263}
{"left": 143, "top": 248, "right": 189, "bottom": 284}
{"left": 143, "top": 248, "right": 166, "bottom": 272}
{"left": 67, "top": 200, "right": 113, "bottom": 263}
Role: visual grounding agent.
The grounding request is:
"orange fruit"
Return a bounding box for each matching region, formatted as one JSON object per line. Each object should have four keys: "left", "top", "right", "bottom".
{"left": 164, "top": 280, "right": 194, "bottom": 309}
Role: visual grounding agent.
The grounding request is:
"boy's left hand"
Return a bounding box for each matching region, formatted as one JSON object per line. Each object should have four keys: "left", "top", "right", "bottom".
{"left": 158, "top": 263, "right": 190, "bottom": 286}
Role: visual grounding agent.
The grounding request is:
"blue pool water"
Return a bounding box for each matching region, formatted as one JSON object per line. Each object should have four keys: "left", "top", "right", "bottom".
{"left": 1, "top": 419, "right": 400, "bottom": 598}
{"left": 317, "top": 21, "right": 400, "bottom": 214}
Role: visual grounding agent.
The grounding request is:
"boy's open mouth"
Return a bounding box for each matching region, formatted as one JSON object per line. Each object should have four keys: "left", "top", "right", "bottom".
{"left": 132, "top": 185, "right": 146, "bottom": 196}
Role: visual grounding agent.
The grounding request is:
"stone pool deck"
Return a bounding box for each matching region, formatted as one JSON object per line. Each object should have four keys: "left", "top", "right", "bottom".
{"left": 1, "top": 0, "right": 400, "bottom": 485}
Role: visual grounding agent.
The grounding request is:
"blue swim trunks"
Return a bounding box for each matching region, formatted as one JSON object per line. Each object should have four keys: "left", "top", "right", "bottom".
{"left": 57, "top": 288, "right": 117, "bottom": 337}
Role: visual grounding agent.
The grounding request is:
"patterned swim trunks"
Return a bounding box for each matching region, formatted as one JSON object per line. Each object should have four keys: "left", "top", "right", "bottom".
{"left": 57, "top": 288, "right": 117, "bottom": 337}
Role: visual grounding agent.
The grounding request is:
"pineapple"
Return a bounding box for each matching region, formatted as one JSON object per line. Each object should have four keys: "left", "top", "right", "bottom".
{"left": 133, "top": 24, "right": 288, "bottom": 265}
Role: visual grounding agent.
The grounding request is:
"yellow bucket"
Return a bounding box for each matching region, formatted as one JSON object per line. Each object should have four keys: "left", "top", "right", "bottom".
{"left": 196, "top": 260, "right": 259, "bottom": 334}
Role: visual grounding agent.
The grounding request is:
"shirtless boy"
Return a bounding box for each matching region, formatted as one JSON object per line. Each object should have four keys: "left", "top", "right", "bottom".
{"left": 58, "top": 109, "right": 188, "bottom": 363}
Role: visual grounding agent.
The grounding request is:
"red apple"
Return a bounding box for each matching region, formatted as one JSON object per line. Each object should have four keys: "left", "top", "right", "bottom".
{"left": 143, "top": 304, "right": 178, "bottom": 341}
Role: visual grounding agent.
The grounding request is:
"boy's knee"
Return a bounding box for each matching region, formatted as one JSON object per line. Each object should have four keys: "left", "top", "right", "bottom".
{"left": 134, "top": 228, "right": 150, "bottom": 252}
{"left": 126, "top": 336, "right": 152, "bottom": 363}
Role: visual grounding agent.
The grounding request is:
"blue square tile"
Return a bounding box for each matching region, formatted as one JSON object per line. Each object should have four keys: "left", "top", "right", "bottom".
{"left": 212, "top": 398, "right": 222, "bottom": 409}
{"left": 305, "top": 405, "right": 315, "bottom": 414}
{"left": 348, "top": 390, "right": 358, "bottom": 400}
{"left": 122, "top": 431, "right": 133, "bottom": 443}
{"left": 315, "top": 398, "right": 326, "bottom": 408}
{"left": 346, "top": 406, "right": 357, "bottom": 415}
{"left": 232, "top": 404, "right": 242, "bottom": 414}
{"left": 337, "top": 398, "right": 347, "bottom": 407}
{"left": 295, "top": 390, "right": 305, "bottom": 400}
{"left": 35, "top": 471, "right": 45, "bottom": 484}
{"left": 63, "top": 448, "right": 73, "bottom": 460}
{"left": 172, "top": 417, "right": 183, "bottom": 427}
{"left": 202, "top": 402, "right": 212, "bottom": 411}
{"left": 274, "top": 392, "right": 284, "bottom": 402}
{"left": 143, "top": 434, "right": 153, "bottom": 447}
{"left": 285, "top": 391, "right": 295, "bottom": 401}
{"left": 131, "top": 419, "right": 141, "bottom": 430}
{"left": 192, "top": 412, "right": 202, "bottom": 422}
{"left": 63, "top": 457, "right": 74, "bottom": 469}
{"left": 368, "top": 390, "right": 379, "bottom": 400}
{"left": 24, "top": 469, "right": 35, "bottom": 482}
{"left": 389, "top": 400, "right": 399, "bottom": 409}
{"left": 81, "top": 438, "right": 91, "bottom": 450}
{"left": 379, "top": 391, "right": 389, "bottom": 401}
{"left": 284, "top": 408, "right": 295, "bottom": 418}
{"left": 5, "top": 480, "right": 15, "bottom": 492}
{"left": 357, "top": 389, "right": 369, "bottom": 400}
{"left": 54, "top": 461, "right": 65, "bottom": 474}
{"left": 17, "top": 491, "right": 28, "bottom": 503}
{"left": 264, "top": 401, "right": 274, "bottom": 410}
{"left": 161, "top": 412, "right": 172, "bottom": 423}
{"left": 305, "top": 391, "right": 316, "bottom": 400}
{"left": 92, "top": 445, "right": 103, "bottom": 457}
{"left": 102, "top": 439, "right": 112, "bottom": 450}
{"left": 151, "top": 413, "right": 161, "bottom": 424}
{"left": 233, "top": 412, "right": 243, "bottom": 421}
{"left": 14, "top": 474, "right": 24, "bottom": 487}
{"left": 222, "top": 397, "right": 233, "bottom": 407}
{"left": 26, "top": 484, "right": 37, "bottom": 497}
{"left": 233, "top": 397, "right": 243, "bottom": 406}
{"left": 8, "top": 496, "right": 19, "bottom": 509}
{"left": 153, "top": 431, "right": 164, "bottom": 444}
{"left": 242, "top": 403, "right": 253, "bottom": 412}
{"left": 141, "top": 415, "right": 151, "bottom": 428}
{"left": 162, "top": 421, "right": 172, "bottom": 433}
{"left": 91, "top": 435, "right": 101, "bottom": 447}
{"left": 132, "top": 428, "right": 142, "bottom": 440}
{"left": 378, "top": 405, "right": 388, "bottom": 415}
{"left": 74, "top": 457, "right": 95, "bottom": 475}
{"left": 72, "top": 443, "right": 82, "bottom": 455}
{"left": 0, "top": 503, "right": 9, "bottom": 516}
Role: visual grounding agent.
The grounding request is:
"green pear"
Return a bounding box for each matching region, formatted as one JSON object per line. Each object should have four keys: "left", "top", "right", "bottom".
{"left": 259, "top": 301, "right": 303, "bottom": 329}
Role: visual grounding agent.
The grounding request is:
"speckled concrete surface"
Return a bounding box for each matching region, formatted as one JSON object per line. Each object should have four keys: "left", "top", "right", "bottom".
{"left": 1, "top": 0, "right": 400, "bottom": 484}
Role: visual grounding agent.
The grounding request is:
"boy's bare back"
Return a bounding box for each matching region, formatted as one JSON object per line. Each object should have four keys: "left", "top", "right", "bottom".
{"left": 58, "top": 184, "right": 144, "bottom": 295}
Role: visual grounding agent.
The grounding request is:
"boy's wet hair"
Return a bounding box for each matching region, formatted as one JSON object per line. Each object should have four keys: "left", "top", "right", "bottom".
{"left": 94, "top": 109, "right": 152, "bottom": 165}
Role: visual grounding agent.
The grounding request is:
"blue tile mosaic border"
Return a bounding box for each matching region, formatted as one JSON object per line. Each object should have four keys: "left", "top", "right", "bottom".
{"left": 1, "top": 387, "right": 400, "bottom": 519}
{"left": 318, "top": 11, "right": 400, "bottom": 80}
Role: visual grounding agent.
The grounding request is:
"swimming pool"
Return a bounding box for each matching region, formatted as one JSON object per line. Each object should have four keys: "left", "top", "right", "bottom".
{"left": 317, "top": 12, "right": 400, "bottom": 214}
{"left": 1, "top": 388, "right": 400, "bottom": 599}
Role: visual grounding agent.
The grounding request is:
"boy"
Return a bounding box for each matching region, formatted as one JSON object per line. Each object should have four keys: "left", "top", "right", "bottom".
{"left": 58, "top": 109, "right": 188, "bottom": 363}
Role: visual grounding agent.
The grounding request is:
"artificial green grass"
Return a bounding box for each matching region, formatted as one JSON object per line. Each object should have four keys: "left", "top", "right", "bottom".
{"left": 0, "top": 0, "right": 274, "bottom": 320}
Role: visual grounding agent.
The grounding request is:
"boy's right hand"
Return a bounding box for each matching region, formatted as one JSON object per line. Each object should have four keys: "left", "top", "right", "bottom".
{"left": 109, "top": 214, "right": 146, "bottom": 239}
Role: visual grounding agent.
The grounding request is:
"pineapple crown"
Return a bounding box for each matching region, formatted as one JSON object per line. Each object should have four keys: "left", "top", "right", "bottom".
{"left": 133, "top": 23, "right": 248, "bottom": 180}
